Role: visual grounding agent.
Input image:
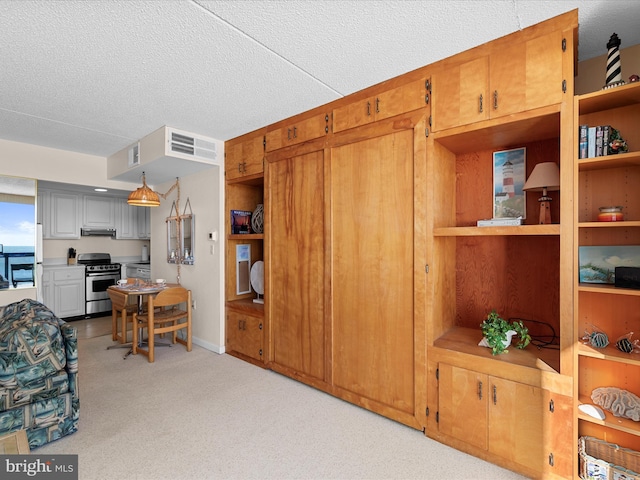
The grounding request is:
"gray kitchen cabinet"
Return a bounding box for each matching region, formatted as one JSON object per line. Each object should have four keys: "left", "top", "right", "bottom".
{"left": 42, "top": 265, "right": 85, "bottom": 318}
{"left": 49, "top": 191, "right": 80, "bottom": 239}
{"left": 136, "top": 206, "right": 151, "bottom": 239}
{"left": 116, "top": 198, "right": 137, "bottom": 239}
{"left": 83, "top": 194, "right": 115, "bottom": 228}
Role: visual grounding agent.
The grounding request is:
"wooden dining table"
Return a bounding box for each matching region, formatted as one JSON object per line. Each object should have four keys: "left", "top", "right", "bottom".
{"left": 107, "top": 282, "right": 180, "bottom": 358}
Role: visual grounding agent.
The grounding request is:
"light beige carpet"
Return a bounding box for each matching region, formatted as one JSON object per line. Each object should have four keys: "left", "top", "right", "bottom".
{"left": 37, "top": 334, "right": 527, "bottom": 480}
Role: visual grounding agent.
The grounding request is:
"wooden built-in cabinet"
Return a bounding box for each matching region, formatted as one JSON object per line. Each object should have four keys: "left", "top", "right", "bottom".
{"left": 575, "top": 82, "right": 640, "bottom": 458}
{"left": 267, "top": 143, "right": 326, "bottom": 381}
{"left": 438, "top": 364, "right": 544, "bottom": 475}
{"left": 265, "top": 112, "right": 329, "bottom": 152}
{"left": 332, "top": 78, "right": 429, "bottom": 133}
{"left": 225, "top": 132, "right": 265, "bottom": 182}
{"left": 432, "top": 28, "right": 567, "bottom": 132}
{"left": 426, "top": 10, "right": 577, "bottom": 478}
{"left": 226, "top": 304, "right": 264, "bottom": 364}
{"left": 225, "top": 9, "right": 580, "bottom": 479}
{"left": 225, "top": 129, "right": 266, "bottom": 365}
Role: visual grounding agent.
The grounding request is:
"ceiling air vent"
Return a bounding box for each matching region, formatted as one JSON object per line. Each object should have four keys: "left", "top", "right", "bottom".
{"left": 128, "top": 143, "right": 140, "bottom": 167}
{"left": 168, "top": 129, "right": 216, "bottom": 162}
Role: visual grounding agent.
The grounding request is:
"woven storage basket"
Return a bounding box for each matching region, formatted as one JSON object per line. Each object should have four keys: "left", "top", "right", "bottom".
{"left": 580, "top": 436, "right": 640, "bottom": 480}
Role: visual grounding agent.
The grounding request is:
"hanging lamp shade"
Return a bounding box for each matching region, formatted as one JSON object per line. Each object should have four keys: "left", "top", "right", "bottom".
{"left": 127, "top": 172, "right": 160, "bottom": 207}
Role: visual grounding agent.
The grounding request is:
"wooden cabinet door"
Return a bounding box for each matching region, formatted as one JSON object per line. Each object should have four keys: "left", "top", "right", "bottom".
{"left": 490, "top": 30, "right": 564, "bottom": 118}
{"left": 226, "top": 309, "right": 263, "bottom": 362}
{"left": 226, "top": 133, "right": 264, "bottom": 181}
{"left": 267, "top": 149, "right": 325, "bottom": 380}
{"left": 375, "top": 79, "right": 428, "bottom": 122}
{"left": 438, "top": 364, "right": 488, "bottom": 450}
{"left": 432, "top": 56, "right": 489, "bottom": 131}
{"left": 488, "top": 376, "right": 543, "bottom": 474}
{"left": 265, "top": 113, "right": 328, "bottom": 152}
{"left": 333, "top": 79, "right": 428, "bottom": 133}
{"left": 332, "top": 96, "right": 375, "bottom": 133}
{"left": 542, "top": 390, "right": 573, "bottom": 479}
{"left": 331, "top": 127, "right": 415, "bottom": 414}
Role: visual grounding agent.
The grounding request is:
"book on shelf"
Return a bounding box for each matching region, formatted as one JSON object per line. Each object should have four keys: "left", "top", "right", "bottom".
{"left": 579, "top": 124, "right": 588, "bottom": 159}
{"left": 587, "top": 126, "right": 596, "bottom": 158}
{"left": 477, "top": 217, "right": 523, "bottom": 227}
{"left": 579, "top": 124, "right": 615, "bottom": 159}
{"left": 231, "top": 210, "right": 252, "bottom": 234}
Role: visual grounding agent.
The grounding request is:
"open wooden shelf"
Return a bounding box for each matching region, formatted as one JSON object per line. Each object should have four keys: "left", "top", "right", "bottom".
{"left": 226, "top": 297, "right": 264, "bottom": 314}
{"left": 433, "top": 105, "right": 560, "bottom": 155}
{"left": 228, "top": 233, "right": 264, "bottom": 240}
{"left": 578, "top": 220, "right": 640, "bottom": 228}
{"left": 434, "top": 224, "right": 560, "bottom": 237}
{"left": 578, "top": 342, "right": 640, "bottom": 366}
{"left": 433, "top": 326, "right": 560, "bottom": 373}
{"left": 578, "top": 283, "right": 640, "bottom": 296}
{"left": 578, "top": 151, "right": 640, "bottom": 171}
{"left": 578, "top": 394, "right": 640, "bottom": 437}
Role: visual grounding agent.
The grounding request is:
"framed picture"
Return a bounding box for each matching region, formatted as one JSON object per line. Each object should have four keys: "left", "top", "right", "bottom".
{"left": 236, "top": 244, "right": 252, "bottom": 294}
{"left": 579, "top": 245, "right": 640, "bottom": 284}
{"left": 493, "top": 147, "right": 526, "bottom": 219}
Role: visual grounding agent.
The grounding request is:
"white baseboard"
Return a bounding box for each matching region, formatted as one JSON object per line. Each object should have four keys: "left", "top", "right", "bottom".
{"left": 192, "top": 336, "right": 224, "bottom": 354}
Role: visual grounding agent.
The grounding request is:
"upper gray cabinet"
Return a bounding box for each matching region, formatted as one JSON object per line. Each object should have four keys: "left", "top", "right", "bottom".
{"left": 83, "top": 195, "right": 115, "bottom": 229}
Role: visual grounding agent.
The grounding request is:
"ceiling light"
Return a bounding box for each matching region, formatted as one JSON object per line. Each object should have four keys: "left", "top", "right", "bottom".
{"left": 94, "top": 188, "right": 108, "bottom": 192}
{"left": 127, "top": 172, "right": 160, "bottom": 207}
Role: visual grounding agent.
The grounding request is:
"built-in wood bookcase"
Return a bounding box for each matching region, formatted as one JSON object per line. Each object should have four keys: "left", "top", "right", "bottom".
{"left": 575, "top": 82, "right": 640, "bottom": 452}
{"left": 225, "top": 129, "right": 266, "bottom": 365}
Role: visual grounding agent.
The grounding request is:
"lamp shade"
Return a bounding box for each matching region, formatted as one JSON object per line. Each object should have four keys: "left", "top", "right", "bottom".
{"left": 523, "top": 162, "right": 560, "bottom": 192}
{"left": 127, "top": 172, "right": 160, "bottom": 207}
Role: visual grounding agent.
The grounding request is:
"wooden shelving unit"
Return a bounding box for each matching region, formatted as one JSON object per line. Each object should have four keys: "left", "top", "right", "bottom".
{"left": 574, "top": 81, "right": 640, "bottom": 456}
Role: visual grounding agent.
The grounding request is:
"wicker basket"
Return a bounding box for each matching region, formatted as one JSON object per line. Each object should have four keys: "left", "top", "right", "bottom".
{"left": 580, "top": 436, "right": 640, "bottom": 480}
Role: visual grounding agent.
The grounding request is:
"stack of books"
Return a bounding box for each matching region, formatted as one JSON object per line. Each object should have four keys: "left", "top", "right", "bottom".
{"left": 578, "top": 124, "right": 618, "bottom": 159}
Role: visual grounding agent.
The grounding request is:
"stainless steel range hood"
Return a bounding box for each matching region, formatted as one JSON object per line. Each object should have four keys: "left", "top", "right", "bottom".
{"left": 80, "top": 228, "right": 116, "bottom": 237}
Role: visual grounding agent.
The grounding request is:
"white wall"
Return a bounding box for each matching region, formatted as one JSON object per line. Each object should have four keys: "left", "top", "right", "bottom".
{"left": 150, "top": 167, "right": 225, "bottom": 353}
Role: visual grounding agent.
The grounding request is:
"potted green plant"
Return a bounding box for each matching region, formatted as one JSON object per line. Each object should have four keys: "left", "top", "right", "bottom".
{"left": 480, "top": 310, "right": 531, "bottom": 355}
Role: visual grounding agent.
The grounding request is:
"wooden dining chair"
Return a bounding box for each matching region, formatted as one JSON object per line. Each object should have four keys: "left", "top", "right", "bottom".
{"left": 132, "top": 287, "right": 192, "bottom": 363}
{"left": 109, "top": 278, "right": 147, "bottom": 343}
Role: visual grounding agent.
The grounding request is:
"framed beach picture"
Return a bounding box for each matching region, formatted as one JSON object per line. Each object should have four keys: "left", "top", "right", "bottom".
{"left": 493, "top": 147, "right": 526, "bottom": 219}
{"left": 579, "top": 245, "right": 640, "bottom": 284}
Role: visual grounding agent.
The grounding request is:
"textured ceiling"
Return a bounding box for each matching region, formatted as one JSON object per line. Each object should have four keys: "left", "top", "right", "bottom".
{"left": 1, "top": 0, "right": 639, "bottom": 178}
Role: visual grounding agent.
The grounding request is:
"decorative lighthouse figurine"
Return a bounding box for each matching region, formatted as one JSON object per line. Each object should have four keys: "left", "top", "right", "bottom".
{"left": 604, "top": 33, "right": 625, "bottom": 89}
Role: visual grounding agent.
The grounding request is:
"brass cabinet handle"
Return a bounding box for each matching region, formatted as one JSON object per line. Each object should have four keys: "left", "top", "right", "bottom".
{"left": 478, "top": 381, "right": 483, "bottom": 400}
{"left": 479, "top": 94, "right": 483, "bottom": 113}
{"left": 493, "top": 90, "right": 498, "bottom": 110}
{"left": 367, "top": 101, "right": 371, "bottom": 117}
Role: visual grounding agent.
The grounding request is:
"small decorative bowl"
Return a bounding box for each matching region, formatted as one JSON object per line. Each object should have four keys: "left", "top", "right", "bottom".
{"left": 598, "top": 206, "right": 624, "bottom": 222}
{"left": 155, "top": 278, "right": 166, "bottom": 285}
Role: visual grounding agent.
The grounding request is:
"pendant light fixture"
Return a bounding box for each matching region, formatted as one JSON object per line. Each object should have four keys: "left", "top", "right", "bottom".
{"left": 127, "top": 172, "right": 161, "bottom": 207}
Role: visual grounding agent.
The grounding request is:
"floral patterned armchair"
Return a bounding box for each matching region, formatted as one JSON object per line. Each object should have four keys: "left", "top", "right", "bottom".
{"left": 0, "top": 299, "right": 79, "bottom": 448}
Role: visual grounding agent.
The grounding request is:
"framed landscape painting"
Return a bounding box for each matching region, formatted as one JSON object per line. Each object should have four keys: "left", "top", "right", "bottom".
{"left": 493, "top": 147, "right": 526, "bottom": 219}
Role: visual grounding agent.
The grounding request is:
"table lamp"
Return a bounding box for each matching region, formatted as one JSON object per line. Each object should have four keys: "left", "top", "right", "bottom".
{"left": 523, "top": 162, "right": 560, "bottom": 224}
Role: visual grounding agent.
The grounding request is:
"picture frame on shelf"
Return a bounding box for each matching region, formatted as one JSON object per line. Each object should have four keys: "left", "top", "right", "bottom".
{"left": 236, "top": 244, "right": 252, "bottom": 295}
{"left": 493, "top": 147, "right": 526, "bottom": 219}
{"left": 578, "top": 245, "right": 640, "bottom": 284}
{"left": 231, "top": 210, "right": 252, "bottom": 234}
